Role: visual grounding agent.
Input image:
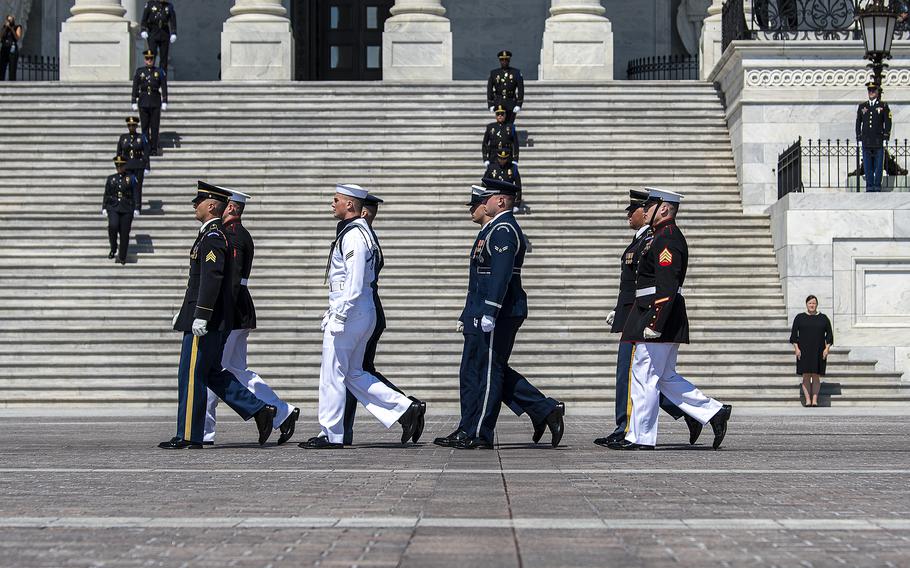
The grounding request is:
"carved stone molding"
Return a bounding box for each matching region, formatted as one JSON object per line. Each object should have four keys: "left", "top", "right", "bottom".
{"left": 746, "top": 68, "right": 910, "bottom": 88}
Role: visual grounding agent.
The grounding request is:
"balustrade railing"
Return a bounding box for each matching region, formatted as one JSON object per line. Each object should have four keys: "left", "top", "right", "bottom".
{"left": 16, "top": 54, "right": 59, "bottom": 81}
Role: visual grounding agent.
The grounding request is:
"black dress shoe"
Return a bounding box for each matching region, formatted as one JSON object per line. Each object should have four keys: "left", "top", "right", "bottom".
{"left": 593, "top": 432, "right": 624, "bottom": 447}
{"left": 299, "top": 435, "right": 344, "bottom": 449}
{"left": 276, "top": 407, "right": 300, "bottom": 446}
{"left": 254, "top": 404, "right": 277, "bottom": 446}
{"left": 454, "top": 436, "right": 494, "bottom": 450}
{"left": 709, "top": 404, "right": 732, "bottom": 450}
{"left": 532, "top": 419, "right": 546, "bottom": 444}
{"left": 108, "top": 250, "right": 116, "bottom": 259}
{"left": 433, "top": 429, "right": 468, "bottom": 448}
{"left": 202, "top": 441, "right": 214, "bottom": 446}
{"left": 544, "top": 402, "right": 566, "bottom": 447}
{"left": 684, "top": 414, "right": 703, "bottom": 445}
{"left": 608, "top": 439, "right": 655, "bottom": 451}
{"left": 398, "top": 401, "right": 422, "bottom": 444}
{"left": 118, "top": 259, "right": 127, "bottom": 265}
{"left": 409, "top": 399, "right": 426, "bottom": 443}
{"left": 157, "top": 436, "right": 203, "bottom": 450}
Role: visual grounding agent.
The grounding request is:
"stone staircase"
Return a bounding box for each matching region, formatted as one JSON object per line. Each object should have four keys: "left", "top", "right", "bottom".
{"left": 0, "top": 81, "right": 905, "bottom": 407}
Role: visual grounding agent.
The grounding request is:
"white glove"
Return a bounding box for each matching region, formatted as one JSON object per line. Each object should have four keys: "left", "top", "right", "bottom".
{"left": 144, "top": 169, "right": 150, "bottom": 175}
{"left": 481, "top": 315, "right": 495, "bottom": 333}
{"left": 161, "top": 102, "right": 167, "bottom": 111}
{"left": 484, "top": 160, "right": 490, "bottom": 168}
{"left": 513, "top": 105, "right": 521, "bottom": 113}
{"left": 327, "top": 319, "right": 345, "bottom": 336}
{"left": 172, "top": 313, "right": 179, "bottom": 327}
{"left": 101, "top": 209, "right": 108, "bottom": 217}
{"left": 606, "top": 310, "right": 615, "bottom": 327}
{"left": 140, "top": 31, "right": 148, "bottom": 39}
{"left": 169, "top": 34, "right": 177, "bottom": 44}
{"left": 133, "top": 209, "right": 140, "bottom": 218}
{"left": 456, "top": 321, "right": 464, "bottom": 333}
{"left": 131, "top": 103, "right": 138, "bottom": 111}
{"left": 192, "top": 318, "right": 208, "bottom": 337}
{"left": 643, "top": 327, "right": 661, "bottom": 340}
{"left": 489, "top": 106, "right": 495, "bottom": 112}
{"left": 320, "top": 310, "right": 331, "bottom": 331}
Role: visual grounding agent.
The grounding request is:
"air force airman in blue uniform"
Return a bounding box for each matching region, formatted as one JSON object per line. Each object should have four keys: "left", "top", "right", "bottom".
{"left": 442, "top": 179, "right": 564, "bottom": 449}
{"left": 158, "top": 182, "right": 276, "bottom": 449}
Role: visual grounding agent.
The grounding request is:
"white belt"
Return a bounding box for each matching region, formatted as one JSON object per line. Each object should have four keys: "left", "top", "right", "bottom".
{"left": 329, "top": 281, "right": 345, "bottom": 292}
{"left": 636, "top": 286, "right": 683, "bottom": 298}
{"left": 240, "top": 278, "right": 249, "bottom": 286}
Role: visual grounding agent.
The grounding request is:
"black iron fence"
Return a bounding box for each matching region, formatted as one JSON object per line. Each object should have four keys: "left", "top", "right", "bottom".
{"left": 627, "top": 55, "right": 699, "bottom": 80}
{"left": 724, "top": 0, "right": 909, "bottom": 52}
{"left": 16, "top": 54, "right": 59, "bottom": 81}
{"left": 778, "top": 137, "right": 910, "bottom": 198}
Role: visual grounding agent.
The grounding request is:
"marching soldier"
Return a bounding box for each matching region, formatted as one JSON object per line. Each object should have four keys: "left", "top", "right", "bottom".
{"left": 140, "top": 0, "right": 176, "bottom": 72}
{"left": 449, "top": 178, "right": 564, "bottom": 450}
{"left": 856, "top": 80, "right": 892, "bottom": 192}
{"left": 611, "top": 188, "right": 732, "bottom": 450}
{"left": 117, "top": 117, "right": 150, "bottom": 209}
{"left": 159, "top": 182, "right": 276, "bottom": 450}
{"left": 433, "top": 184, "right": 562, "bottom": 448}
{"left": 340, "top": 193, "right": 426, "bottom": 445}
{"left": 482, "top": 105, "right": 520, "bottom": 167}
{"left": 102, "top": 156, "right": 139, "bottom": 265}
{"left": 594, "top": 189, "right": 701, "bottom": 448}
{"left": 132, "top": 49, "right": 167, "bottom": 157}
{"left": 202, "top": 189, "right": 300, "bottom": 446}
{"left": 300, "top": 184, "right": 425, "bottom": 449}
{"left": 487, "top": 50, "right": 524, "bottom": 124}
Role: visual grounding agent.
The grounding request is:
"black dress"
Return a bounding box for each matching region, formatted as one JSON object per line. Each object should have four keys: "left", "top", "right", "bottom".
{"left": 789, "top": 312, "right": 834, "bottom": 375}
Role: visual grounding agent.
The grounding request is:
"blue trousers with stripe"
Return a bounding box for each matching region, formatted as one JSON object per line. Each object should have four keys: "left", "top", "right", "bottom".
{"left": 176, "top": 331, "right": 266, "bottom": 443}
{"left": 612, "top": 340, "right": 684, "bottom": 437}
{"left": 459, "top": 317, "right": 557, "bottom": 443}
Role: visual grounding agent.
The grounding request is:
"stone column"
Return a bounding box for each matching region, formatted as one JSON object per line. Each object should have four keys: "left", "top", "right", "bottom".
{"left": 539, "top": 0, "right": 613, "bottom": 80}
{"left": 221, "top": 0, "right": 294, "bottom": 81}
{"left": 59, "top": 0, "right": 134, "bottom": 81}
{"left": 382, "top": 0, "right": 452, "bottom": 81}
{"left": 699, "top": 0, "right": 724, "bottom": 79}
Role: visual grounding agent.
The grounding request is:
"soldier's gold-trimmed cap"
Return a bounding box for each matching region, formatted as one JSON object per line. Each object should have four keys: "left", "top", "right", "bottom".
{"left": 866, "top": 80, "right": 879, "bottom": 90}
{"left": 126, "top": 116, "right": 140, "bottom": 126}
{"left": 625, "top": 188, "right": 650, "bottom": 212}
{"left": 194, "top": 181, "right": 232, "bottom": 205}
{"left": 498, "top": 50, "right": 512, "bottom": 59}
{"left": 143, "top": 49, "right": 155, "bottom": 59}
{"left": 113, "top": 155, "right": 127, "bottom": 166}
{"left": 494, "top": 104, "right": 507, "bottom": 115}
{"left": 496, "top": 147, "right": 512, "bottom": 159}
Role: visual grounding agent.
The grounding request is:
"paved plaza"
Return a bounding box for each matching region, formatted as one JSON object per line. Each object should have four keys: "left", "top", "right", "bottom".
{"left": 1, "top": 408, "right": 909, "bottom": 567}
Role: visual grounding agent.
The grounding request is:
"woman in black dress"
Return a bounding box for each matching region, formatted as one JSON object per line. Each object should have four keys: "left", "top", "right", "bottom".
{"left": 789, "top": 295, "right": 834, "bottom": 407}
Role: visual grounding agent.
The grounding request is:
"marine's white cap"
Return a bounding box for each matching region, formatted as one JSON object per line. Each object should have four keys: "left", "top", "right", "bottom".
{"left": 336, "top": 183, "right": 368, "bottom": 200}
{"left": 227, "top": 189, "right": 252, "bottom": 204}
{"left": 645, "top": 187, "right": 684, "bottom": 204}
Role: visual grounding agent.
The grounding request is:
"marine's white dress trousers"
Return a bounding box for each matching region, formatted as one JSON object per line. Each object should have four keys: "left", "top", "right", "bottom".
{"left": 319, "top": 217, "right": 411, "bottom": 443}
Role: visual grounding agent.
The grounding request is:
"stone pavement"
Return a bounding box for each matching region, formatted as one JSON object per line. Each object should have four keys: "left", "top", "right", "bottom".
{"left": 1, "top": 409, "right": 909, "bottom": 567}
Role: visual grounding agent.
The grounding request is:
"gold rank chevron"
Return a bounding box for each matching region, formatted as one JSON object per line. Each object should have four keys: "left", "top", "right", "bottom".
{"left": 658, "top": 248, "right": 673, "bottom": 264}
{"left": 205, "top": 251, "right": 217, "bottom": 263}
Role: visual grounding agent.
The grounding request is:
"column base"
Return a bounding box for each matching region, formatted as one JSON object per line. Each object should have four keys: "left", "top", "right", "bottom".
{"left": 60, "top": 20, "right": 134, "bottom": 81}
{"left": 382, "top": 23, "right": 452, "bottom": 82}
{"left": 539, "top": 19, "right": 613, "bottom": 81}
{"left": 220, "top": 20, "right": 294, "bottom": 81}
{"left": 699, "top": 17, "right": 722, "bottom": 80}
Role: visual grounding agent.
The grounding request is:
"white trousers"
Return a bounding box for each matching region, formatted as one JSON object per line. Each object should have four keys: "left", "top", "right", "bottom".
{"left": 319, "top": 308, "right": 411, "bottom": 443}
{"left": 626, "top": 342, "right": 723, "bottom": 447}
{"left": 203, "top": 328, "right": 296, "bottom": 442}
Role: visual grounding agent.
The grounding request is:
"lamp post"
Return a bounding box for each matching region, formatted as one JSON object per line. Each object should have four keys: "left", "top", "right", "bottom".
{"left": 856, "top": 0, "right": 900, "bottom": 87}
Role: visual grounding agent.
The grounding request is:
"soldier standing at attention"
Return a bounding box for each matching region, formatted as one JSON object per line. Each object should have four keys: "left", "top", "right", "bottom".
{"left": 611, "top": 188, "right": 732, "bottom": 451}
{"left": 484, "top": 148, "right": 525, "bottom": 212}
{"left": 487, "top": 50, "right": 524, "bottom": 124}
{"left": 140, "top": 0, "right": 176, "bottom": 72}
{"left": 132, "top": 50, "right": 167, "bottom": 157}
{"left": 856, "top": 80, "right": 892, "bottom": 192}
{"left": 102, "top": 156, "right": 139, "bottom": 265}
{"left": 117, "top": 117, "right": 151, "bottom": 209}
{"left": 482, "top": 105, "right": 520, "bottom": 168}
{"left": 202, "top": 189, "right": 300, "bottom": 447}
{"left": 594, "top": 189, "right": 701, "bottom": 448}
{"left": 159, "top": 182, "right": 276, "bottom": 450}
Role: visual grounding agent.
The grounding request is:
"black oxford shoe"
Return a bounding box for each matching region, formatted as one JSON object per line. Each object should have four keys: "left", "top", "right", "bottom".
{"left": 684, "top": 414, "right": 703, "bottom": 445}
{"left": 532, "top": 420, "right": 546, "bottom": 444}
{"left": 254, "top": 404, "right": 277, "bottom": 446}
{"left": 299, "top": 436, "right": 344, "bottom": 449}
{"left": 158, "top": 437, "right": 203, "bottom": 450}
{"left": 108, "top": 250, "right": 116, "bottom": 259}
{"left": 593, "top": 433, "right": 624, "bottom": 448}
{"left": 544, "top": 402, "right": 566, "bottom": 447}
{"left": 433, "top": 429, "right": 468, "bottom": 448}
{"left": 454, "top": 436, "right": 494, "bottom": 450}
{"left": 398, "top": 401, "right": 422, "bottom": 444}
{"left": 276, "top": 407, "right": 300, "bottom": 446}
{"left": 709, "top": 404, "right": 732, "bottom": 450}
{"left": 608, "top": 439, "right": 655, "bottom": 451}
{"left": 409, "top": 399, "right": 427, "bottom": 443}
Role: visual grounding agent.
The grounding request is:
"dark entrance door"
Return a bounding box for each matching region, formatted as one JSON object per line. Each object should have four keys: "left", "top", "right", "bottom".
{"left": 293, "top": 0, "right": 393, "bottom": 81}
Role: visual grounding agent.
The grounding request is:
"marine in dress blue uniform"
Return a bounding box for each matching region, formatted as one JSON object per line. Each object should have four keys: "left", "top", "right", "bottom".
{"left": 140, "top": 0, "right": 177, "bottom": 72}
{"left": 450, "top": 178, "right": 564, "bottom": 449}
{"left": 117, "top": 117, "right": 150, "bottom": 209}
{"left": 132, "top": 50, "right": 167, "bottom": 156}
{"left": 487, "top": 50, "right": 524, "bottom": 124}
{"left": 856, "top": 81, "right": 893, "bottom": 192}
{"left": 102, "top": 156, "right": 139, "bottom": 265}
{"left": 158, "top": 182, "right": 276, "bottom": 450}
